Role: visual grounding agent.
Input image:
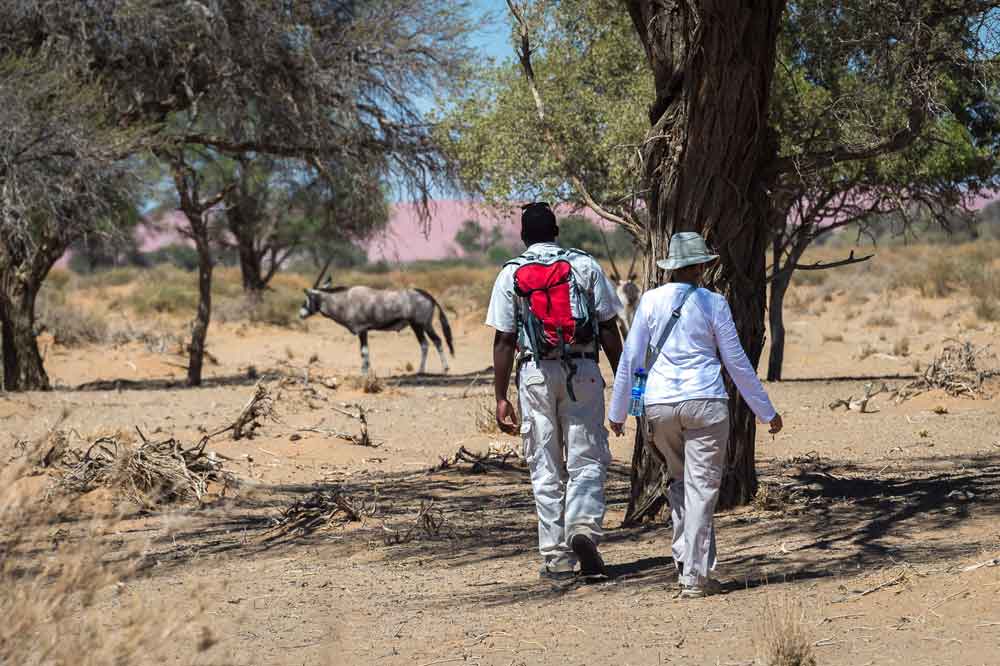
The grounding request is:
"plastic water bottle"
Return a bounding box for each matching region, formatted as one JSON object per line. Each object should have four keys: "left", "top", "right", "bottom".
{"left": 627, "top": 368, "right": 647, "bottom": 417}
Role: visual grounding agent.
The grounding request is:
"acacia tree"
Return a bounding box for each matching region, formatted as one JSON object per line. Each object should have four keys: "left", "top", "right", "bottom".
{"left": 195, "top": 154, "right": 389, "bottom": 295}
{"left": 4, "top": 0, "right": 474, "bottom": 387}
{"left": 0, "top": 52, "right": 145, "bottom": 390}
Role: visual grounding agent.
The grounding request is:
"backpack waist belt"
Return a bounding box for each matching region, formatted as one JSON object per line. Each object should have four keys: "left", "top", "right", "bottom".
{"left": 522, "top": 351, "right": 598, "bottom": 362}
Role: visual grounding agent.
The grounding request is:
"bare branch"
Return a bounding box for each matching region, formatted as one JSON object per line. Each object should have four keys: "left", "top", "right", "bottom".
{"left": 505, "top": 0, "right": 639, "bottom": 234}
{"left": 795, "top": 250, "right": 874, "bottom": 272}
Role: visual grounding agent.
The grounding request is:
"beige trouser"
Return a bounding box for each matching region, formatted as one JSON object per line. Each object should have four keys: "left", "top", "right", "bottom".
{"left": 646, "top": 399, "right": 729, "bottom": 586}
{"left": 519, "top": 359, "right": 612, "bottom": 573}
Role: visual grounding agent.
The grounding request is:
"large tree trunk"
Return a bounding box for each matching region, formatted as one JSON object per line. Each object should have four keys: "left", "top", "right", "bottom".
{"left": 623, "top": 0, "right": 785, "bottom": 521}
{"left": 187, "top": 219, "right": 213, "bottom": 387}
{"left": 0, "top": 287, "right": 49, "bottom": 391}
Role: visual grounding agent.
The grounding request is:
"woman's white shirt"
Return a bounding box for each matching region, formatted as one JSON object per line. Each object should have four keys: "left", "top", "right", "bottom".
{"left": 608, "top": 284, "right": 777, "bottom": 424}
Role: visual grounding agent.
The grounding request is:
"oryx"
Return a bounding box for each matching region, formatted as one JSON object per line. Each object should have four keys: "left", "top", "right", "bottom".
{"left": 299, "top": 261, "right": 454, "bottom": 375}
{"left": 600, "top": 231, "right": 642, "bottom": 335}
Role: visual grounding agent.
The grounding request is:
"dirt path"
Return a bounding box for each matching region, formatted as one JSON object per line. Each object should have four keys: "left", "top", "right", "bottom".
{"left": 4, "top": 283, "right": 1000, "bottom": 665}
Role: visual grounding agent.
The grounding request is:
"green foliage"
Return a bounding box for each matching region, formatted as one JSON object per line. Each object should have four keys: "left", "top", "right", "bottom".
{"left": 435, "top": 0, "right": 650, "bottom": 208}
{"left": 454, "top": 219, "right": 505, "bottom": 255}
{"left": 558, "top": 216, "right": 604, "bottom": 256}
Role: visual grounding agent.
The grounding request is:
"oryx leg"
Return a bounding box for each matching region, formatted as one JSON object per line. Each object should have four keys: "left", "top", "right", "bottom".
{"left": 410, "top": 323, "right": 429, "bottom": 375}
{"left": 424, "top": 324, "right": 450, "bottom": 374}
{"left": 359, "top": 331, "right": 371, "bottom": 375}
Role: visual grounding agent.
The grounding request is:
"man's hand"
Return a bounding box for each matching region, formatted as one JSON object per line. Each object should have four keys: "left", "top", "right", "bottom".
{"left": 609, "top": 420, "right": 625, "bottom": 437}
{"left": 496, "top": 398, "right": 520, "bottom": 435}
{"left": 768, "top": 413, "right": 783, "bottom": 435}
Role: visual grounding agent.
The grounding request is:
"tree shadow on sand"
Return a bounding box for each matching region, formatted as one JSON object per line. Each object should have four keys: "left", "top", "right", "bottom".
{"left": 96, "top": 445, "right": 1000, "bottom": 610}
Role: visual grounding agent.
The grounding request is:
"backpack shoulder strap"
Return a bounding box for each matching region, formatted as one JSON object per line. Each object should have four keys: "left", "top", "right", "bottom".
{"left": 644, "top": 286, "right": 696, "bottom": 369}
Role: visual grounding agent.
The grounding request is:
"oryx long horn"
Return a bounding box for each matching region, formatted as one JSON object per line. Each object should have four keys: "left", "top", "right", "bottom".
{"left": 626, "top": 248, "right": 639, "bottom": 279}
{"left": 599, "top": 229, "right": 621, "bottom": 281}
{"left": 313, "top": 258, "right": 333, "bottom": 289}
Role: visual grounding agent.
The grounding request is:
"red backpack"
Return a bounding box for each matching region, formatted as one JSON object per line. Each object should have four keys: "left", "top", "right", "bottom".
{"left": 508, "top": 249, "right": 598, "bottom": 360}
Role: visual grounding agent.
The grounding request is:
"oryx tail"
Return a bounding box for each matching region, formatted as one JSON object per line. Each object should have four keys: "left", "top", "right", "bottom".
{"left": 414, "top": 288, "right": 454, "bottom": 355}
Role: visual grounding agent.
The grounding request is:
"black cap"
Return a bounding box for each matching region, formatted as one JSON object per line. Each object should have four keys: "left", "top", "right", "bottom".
{"left": 520, "top": 202, "right": 557, "bottom": 242}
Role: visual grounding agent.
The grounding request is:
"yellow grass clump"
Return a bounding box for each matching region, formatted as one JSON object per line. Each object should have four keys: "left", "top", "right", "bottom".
{"left": 753, "top": 594, "right": 817, "bottom": 666}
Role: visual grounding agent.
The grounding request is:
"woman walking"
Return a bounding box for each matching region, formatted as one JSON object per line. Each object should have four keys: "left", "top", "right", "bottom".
{"left": 608, "top": 232, "right": 783, "bottom": 598}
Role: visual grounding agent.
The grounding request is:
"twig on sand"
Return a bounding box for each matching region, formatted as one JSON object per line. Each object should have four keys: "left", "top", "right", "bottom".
{"left": 834, "top": 569, "right": 909, "bottom": 603}
{"left": 961, "top": 556, "right": 999, "bottom": 572}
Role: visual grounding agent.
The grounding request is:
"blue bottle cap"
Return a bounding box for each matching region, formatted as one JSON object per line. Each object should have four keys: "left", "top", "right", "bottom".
{"left": 635, "top": 367, "right": 645, "bottom": 375}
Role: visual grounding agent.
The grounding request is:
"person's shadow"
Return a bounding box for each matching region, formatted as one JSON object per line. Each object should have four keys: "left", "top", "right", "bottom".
{"left": 604, "top": 555, "right": 677, "bottom": 583}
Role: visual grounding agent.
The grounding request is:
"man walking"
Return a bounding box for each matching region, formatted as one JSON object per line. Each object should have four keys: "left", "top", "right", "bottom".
{"left": 487, "top": 202, "right": 623, "bottom": 581}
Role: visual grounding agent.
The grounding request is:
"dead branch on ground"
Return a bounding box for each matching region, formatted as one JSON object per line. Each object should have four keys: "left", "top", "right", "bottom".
{"left": 430, "top": 444, "right": 522, "bottom": 474}
{"left": 895, "top": 340, "right": 998, "bottom": 401}
{"left": 261, "top": 489, "right": 375, "bottom": 541}
{"left": 829, "top": 382, "right": 889, "bottom": 413}
{"left": 217, "top": 381, "right": 278, "bottom": 440}
{"left": 54, "top": 428, "right": 233, "bottom": 507}
{"left": 382, "top": 499, "right": 450, "bottom": 545}
{"left": 298, "top": 405, "right": 378, "bottom": 447}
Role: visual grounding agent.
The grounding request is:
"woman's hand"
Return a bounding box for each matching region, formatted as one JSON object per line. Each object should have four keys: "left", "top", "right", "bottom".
{"left": 768, "top": 413, "right": 783, "bottom": 435}
{"left": 609, "top": 420, "right": 625, "bottom": 437}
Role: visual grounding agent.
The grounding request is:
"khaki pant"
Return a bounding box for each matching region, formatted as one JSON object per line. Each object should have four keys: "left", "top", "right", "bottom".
{"left": 646, "top": 399, "right": 729, "bottom": 586}
{"left": 519, "top": 359, "right": 612, "bottom": 573}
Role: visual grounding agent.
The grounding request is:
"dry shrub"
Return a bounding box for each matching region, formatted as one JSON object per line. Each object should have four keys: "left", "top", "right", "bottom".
{"left": 55, "top": 430, "right": 231, "bottom": 508}
{"left": 753, "top": 594, "right": 817, "bottom": 666}
{"left": 896, "top": 339, "right": 999, "bottom": 400}
{"left": 821, "top": 333, "right": 843, "bottom": 343}
{"left": 892, "top": 337, "right": 910, "bottom": 357}
{"left": 78, "top": 266, "right": 139, "bottom": 289}
{"left": 792, "top": 270, "right": 827, "bottom": 287}
{"left": 347, "top": 373, "right": 384, "bottom": 394}
{"left": 1, "top": 445, "right": 220, "bottom": 665}
{"left": 974, "top": 297, "right": 1000, "bottom": 322}
{"left": 38, "top": 300, "right": 108, "bottom": 347}
{"left": 855, "top": 342, "right": 877, "bottom": 361}
{"left": 910, "top": 304, "right": 934, "bottom": 321}
{"left": 125, "top": 279, "right": 198, "bottom": 315}
{"left": 866, "top": 313, "right": 897, "bottom": 328}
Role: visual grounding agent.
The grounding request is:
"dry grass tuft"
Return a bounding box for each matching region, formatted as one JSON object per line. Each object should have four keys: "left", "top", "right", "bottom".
{"left": 348, "top": 373, "right": 383, "bottom": 394}
{"left": 866, "top": 313, "right": 897, "bottom": 328}
{"left": 474, "top": 398, "right": 500, "bottom": 434}
{"left": 821, "top": 333, "right": 844, "bottom": 343}
{"left": 38, "top": 300, "right": 109, "bottom": 347}
{"left": 753, "top": 594, "right": 817, "bottom": 666}
{"left": 2, "top": 442, "right": 220, "bottom": 665}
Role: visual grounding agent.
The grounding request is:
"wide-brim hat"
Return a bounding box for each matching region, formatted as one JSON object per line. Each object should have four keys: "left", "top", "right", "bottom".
{"left": 655, "top": 232, "right": 719, "bottom": 271}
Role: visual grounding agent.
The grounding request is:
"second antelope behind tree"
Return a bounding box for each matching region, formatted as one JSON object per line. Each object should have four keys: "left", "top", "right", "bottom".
{"left": 299, "top": 261, "right": 454, "bottom": 375}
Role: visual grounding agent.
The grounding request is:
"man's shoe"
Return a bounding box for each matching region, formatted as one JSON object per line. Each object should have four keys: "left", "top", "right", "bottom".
{"left": 570, "top": 534, "right": 607, "bottom": 577}
{"left": 539, "top": 566, "right": 575, "bottom": 582}
{"left": 679, "top": 578, "right": 722, "bottom": 598}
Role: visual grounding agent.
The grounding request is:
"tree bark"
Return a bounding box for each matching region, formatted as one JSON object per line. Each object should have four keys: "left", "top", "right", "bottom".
{"left": 0, "top": 286, "right": 49, "bottom": 391}
{"left": 233, "top": 226, "right": 268, "bottom": 295}
{"left": 187, "top": 217, "right": 213, "bottom": 387}
{"left": 623, "top": 0, "right": 786, "bottom": 520}
{"left": 766, "top": 268, "right": 791, "bottom": 382}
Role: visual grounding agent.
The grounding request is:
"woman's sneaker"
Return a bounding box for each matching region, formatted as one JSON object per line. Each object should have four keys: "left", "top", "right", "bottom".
{"left": 679, "top": 578, "right": 722, "bottom": 598}
{"left": 539, "top": 566, "right": 575, "bottom": 582}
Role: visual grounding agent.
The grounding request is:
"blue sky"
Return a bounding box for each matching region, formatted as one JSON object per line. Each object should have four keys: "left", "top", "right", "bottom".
{"left": 470, "top": 0, "right": 513, "bottom": 64}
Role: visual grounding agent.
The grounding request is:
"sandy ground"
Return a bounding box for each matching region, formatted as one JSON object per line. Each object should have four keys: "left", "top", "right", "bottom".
{"left": 3, "top": 278, "right": 1000, "bottom": 666}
